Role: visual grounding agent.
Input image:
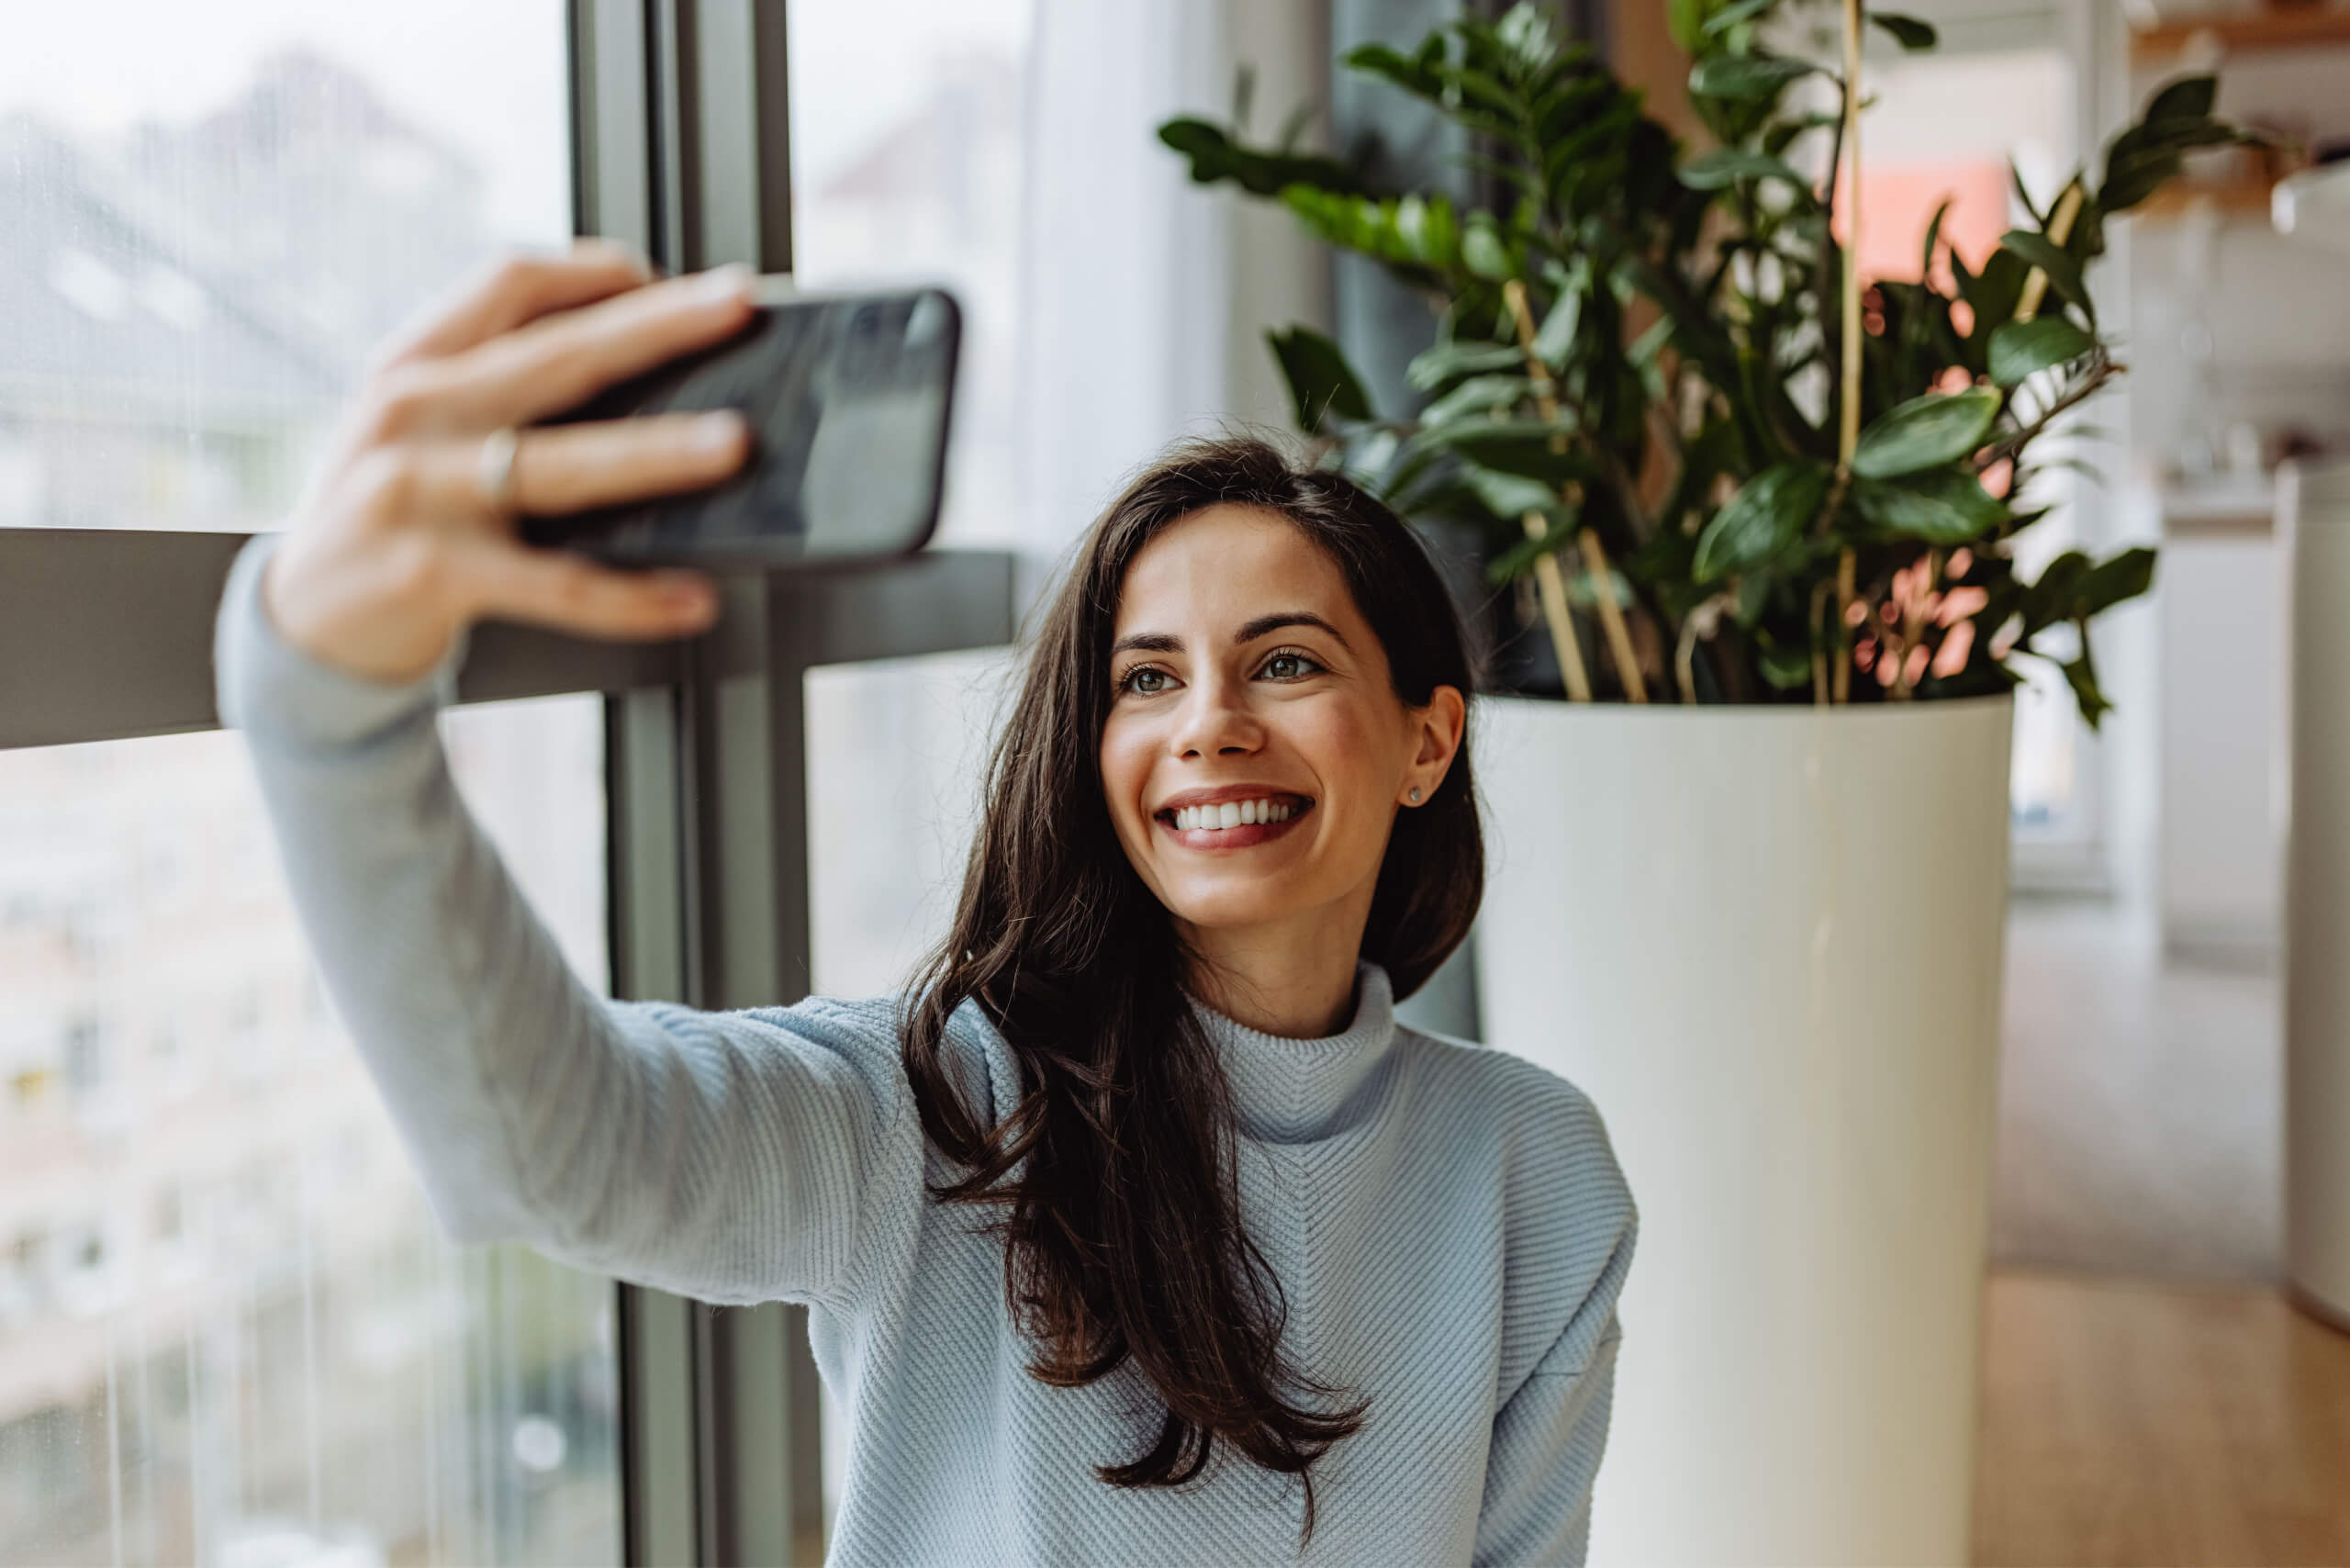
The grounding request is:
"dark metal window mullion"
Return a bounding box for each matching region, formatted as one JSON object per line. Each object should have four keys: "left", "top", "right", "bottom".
{"left": 571, "top": 2, "right": 706, "bottom": 1565}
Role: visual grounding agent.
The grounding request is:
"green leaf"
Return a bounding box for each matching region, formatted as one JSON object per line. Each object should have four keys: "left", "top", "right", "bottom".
{"left": 1342, "top": 42, "right": 1444, "bottom": 103}
{"left": 1999, "top": 230, "right": 2091, "bottom": 319}
{"left": 2099, "top": 144, "right": 2184, "bottom": 212}
{"left": 1852, "top": 388, "right": 2001, "bottom": 478}
{"left": 1702, "top": 0, "right": 1779, "bottom": 35}
{"left": 1154, "top": 118, "right": 1370, "bottom": 198}
{"left": 1437, "top": 419, "right": 1595, "bottom": 485}
{"left": 1406, "top": 339, "right": 1525, "bottom": 392}
{"left": 2078, "top": 545, "right": 2157, "bottom": 614}
{"left": 2061, "top": 640, "right": 2112, "bottom": 730}
{"left": 1486, "top": 508, "right": 1581, "bottom": 583}
{"left": 1988, "top": 317, "right": 2096, "bottom": 386}
{"left": 1668, "top": 0, "right": 1714, "bottom": 53}
{"left": 1266, "top": 325, "right": 1371, "bottom": 431}
{"left": 1758, "top": 639, "right": 1814, "bottom": 689}
{"left": 1920, "top": 195, "right": 1953, "bottom": 280}
{"left": 1461, "top": 463, "right": 1561, "bottom": 521}
{"left": 1688, "top": 53, "right": 1818, "bottom": 101}
{"left": 1494, "top": 2, "right": 1556, "bottom": 70}
{"left": 1867, "top": 12, "right": 1937, "bottom": 50}
{"left": 1694, "top": 462, "right": 1830, "bottom": 581}
{"left": 1853, "top": 468, "right": 2009, "bottom": 543}
{"left": 2021, "top": 551, "right": 2090, "bottom": 634}
{"left": 1953, "top": 247, "right": 2029, "bottom": 349}
{"left": 1680, "top": 148, "right": 1815, "bottom": 192}
{"left": 1422, "top": 373, "right": 1533, "bottom": 425}
{"left": 2009, "top": 159, "right": 2050, "bottom": 228}
{"left": 1531, "top": 285, "right": 1582, "bottom": 366}
{"left": 2146, "top": 74, "right": 2217, "bottom": 126}
{"left": 1462, "top": 219, "right": 1512, "bottom": 281}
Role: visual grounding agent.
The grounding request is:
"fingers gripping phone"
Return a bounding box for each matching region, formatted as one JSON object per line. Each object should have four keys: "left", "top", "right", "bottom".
{"left": 522, "top": 278, "right": 961, "bottom": 569}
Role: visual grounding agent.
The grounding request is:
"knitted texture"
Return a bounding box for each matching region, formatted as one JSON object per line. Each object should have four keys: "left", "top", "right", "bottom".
{"left": 213, "top": 532, "right": 1637, "bottom": 1566}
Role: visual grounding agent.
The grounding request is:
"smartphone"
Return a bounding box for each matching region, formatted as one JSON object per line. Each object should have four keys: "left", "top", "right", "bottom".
{"left": 520, "top": 278, "right": 960, "bottom": 569}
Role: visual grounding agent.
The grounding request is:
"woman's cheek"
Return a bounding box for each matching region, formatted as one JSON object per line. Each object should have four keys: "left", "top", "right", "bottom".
{"left": 1095, "top": 722, "right": 1146, "bottom": 846}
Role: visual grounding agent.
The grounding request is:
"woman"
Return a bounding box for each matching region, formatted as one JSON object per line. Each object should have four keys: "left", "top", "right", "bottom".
{"left": 214, "top": 241, "right": 1636, "bottom": 1566}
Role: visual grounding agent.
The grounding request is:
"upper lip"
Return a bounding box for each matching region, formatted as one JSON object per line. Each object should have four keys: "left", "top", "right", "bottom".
{"left": 1155, "top": 784, "right": 1314, "bottom": 817}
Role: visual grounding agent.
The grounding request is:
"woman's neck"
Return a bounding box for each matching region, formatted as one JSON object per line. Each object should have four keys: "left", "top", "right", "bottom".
{"left": 1179, "top": 895, "right": 1371, "bottom": 1038}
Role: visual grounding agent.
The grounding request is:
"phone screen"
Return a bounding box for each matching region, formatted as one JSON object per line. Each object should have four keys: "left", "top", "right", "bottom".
{"left": 522, "top": 283, "right": 960, "bottom": 568}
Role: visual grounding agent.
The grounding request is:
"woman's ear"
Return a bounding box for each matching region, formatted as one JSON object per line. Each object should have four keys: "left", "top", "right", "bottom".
{"left": 1401, "top": 684, "right": 1467, "bottom": 804}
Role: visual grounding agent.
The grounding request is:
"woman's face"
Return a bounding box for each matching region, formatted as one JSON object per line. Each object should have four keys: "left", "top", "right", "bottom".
{"left": 1098, "top": 503, "right": 1464, "bottom": 941}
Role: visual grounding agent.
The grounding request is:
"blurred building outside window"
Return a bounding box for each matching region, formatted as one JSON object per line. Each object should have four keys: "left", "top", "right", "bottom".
{"left": 0, "top": 6, "right": 621, "bottom": 1565}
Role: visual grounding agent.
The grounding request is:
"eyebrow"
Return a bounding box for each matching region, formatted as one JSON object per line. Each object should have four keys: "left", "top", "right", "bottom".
{"left": 1110, "top": 611, "right": 1350, "bottom": 659}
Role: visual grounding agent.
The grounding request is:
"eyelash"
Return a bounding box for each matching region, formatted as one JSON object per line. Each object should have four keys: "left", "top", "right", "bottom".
{"left": 1114, "top": 646, "right": 1325, "bottom": 697}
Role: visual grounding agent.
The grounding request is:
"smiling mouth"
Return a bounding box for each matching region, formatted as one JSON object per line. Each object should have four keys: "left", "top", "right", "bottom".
{"left": 1155, "top": 794, "right": 1315, "bottom": 847}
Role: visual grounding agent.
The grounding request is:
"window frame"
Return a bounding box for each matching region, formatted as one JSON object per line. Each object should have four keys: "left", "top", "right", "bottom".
{"left": 0, "top": 2, "right": 1017, "bottom": 1562}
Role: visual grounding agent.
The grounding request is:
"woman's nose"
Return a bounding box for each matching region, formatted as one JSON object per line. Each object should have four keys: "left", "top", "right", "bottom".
{"left": 1172, "top": 674, "right": 1263, "bottom": 758}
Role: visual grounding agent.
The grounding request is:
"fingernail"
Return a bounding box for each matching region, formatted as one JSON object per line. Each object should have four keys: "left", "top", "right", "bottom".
{"left": 696, "top": 262, "right": 754, "bottom": 301}
{"left": 690, "top": 409, "right": 748, "bottom": 452}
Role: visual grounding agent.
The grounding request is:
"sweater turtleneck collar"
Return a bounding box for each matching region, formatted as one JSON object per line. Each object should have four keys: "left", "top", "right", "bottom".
{"left": 1187, "top": 962, "right": 1400, "bottom": 1145}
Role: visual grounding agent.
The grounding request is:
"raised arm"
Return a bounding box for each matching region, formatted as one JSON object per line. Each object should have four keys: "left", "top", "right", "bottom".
{"left": 209, "top": 246, "right": 920, "bottom": 1307}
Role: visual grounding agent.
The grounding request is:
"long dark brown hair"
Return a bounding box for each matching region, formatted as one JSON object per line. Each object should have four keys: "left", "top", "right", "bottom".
{"left": 899, "top": 435, "right": 1483, "bottom": 1545}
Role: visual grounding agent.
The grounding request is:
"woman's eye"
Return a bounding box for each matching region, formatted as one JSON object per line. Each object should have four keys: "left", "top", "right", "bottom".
{"left": 1259, "top": 651, "right": 1321, "bottom": 681}
{"left": 1122, "top": 666, "right": 1171, "bottom": 696}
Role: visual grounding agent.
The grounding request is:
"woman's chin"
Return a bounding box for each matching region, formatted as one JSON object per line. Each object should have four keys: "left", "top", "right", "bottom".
{"left": 1162, "top": 880, "right": 1320, "bottom": 934}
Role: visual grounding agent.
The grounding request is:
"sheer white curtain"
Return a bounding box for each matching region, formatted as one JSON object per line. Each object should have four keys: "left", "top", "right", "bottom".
{"left": 1013, "top": 0, "right": 1332, "bottom": 598}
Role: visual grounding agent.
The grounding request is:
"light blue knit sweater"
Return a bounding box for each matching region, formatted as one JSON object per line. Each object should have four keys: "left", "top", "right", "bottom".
{"left": 212, "top": 531, "right": 1637, "bottom": 1567}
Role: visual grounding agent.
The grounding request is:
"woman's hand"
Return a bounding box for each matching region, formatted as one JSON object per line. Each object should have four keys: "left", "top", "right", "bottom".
{"left": 261, "top": 239, "right": 759, "bottom": 685}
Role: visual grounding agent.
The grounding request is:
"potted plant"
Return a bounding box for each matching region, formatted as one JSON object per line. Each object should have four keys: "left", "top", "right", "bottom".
{"left": 1160, "top": 4, "right": 2254, "bottom": 1561}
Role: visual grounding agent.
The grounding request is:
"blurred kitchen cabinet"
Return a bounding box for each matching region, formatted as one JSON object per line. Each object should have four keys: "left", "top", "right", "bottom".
{"left": 2158, "top": 477, "right": 2287, "bottom": 959}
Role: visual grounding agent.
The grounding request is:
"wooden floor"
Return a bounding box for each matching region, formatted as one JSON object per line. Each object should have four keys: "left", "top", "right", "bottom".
{"left": 1974, "top": 1270, "right": 2350, "bottom": 1564}
{"left": 1973, "top": 904, "right": 2350, "bottom": 1565}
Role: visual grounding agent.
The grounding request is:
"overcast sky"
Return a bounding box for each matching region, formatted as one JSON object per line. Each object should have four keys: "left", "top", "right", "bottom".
{"left": 0, "top": 0, "right": 1028, "bottom": 247}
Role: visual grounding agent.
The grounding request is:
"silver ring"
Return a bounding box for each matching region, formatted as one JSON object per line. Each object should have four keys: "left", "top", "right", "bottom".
{"left": 477, "top": 426, "right": 521, "bottom": 514}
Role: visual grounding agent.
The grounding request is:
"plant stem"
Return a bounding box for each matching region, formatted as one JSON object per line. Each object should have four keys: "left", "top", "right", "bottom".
{"left": 1833, "top": 546, "right": 1856, "bottom": 704}
{"left": 1837, "top": 0, "right": 1864, "bottom": 472}
{"left": 1833, "top": 0, "right": 1863, "bottom": 706}
{"left": 1675, "top": 614, "right": 1702, "bottom": 705}
{"left": 1978, "top": 356, "right": 2118, "bottom": 471}
{"left": 2013, "top": 181, "right": 2084, "bottom": 325}
{"left": 1502, "top": 277, "right": 1650, "bottom": 703}
{"left": 1580, "top": 529, "right": 1650, "bottom": 702}
{"left": 1522, "top": 510, "right": 1595, "bottom": 701}
{"left": 1811, "top": 577, "right": 1832, "bottom": 705}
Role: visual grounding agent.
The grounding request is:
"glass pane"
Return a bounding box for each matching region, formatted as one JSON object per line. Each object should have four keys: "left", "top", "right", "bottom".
{"left": 0, "top": 5, "right": 621, "bottom": 1565}
{"left": 789, "top": 2, "right": 1035, "bottom": 1530}
{"left": 787, "top": 0, "right": 1035, "bottom": 550}
{"left": 0, "top": 698, "right": 617, "bottom": 1568}
{"left": 0, "top": 4, "right": 571, "bottom": 532}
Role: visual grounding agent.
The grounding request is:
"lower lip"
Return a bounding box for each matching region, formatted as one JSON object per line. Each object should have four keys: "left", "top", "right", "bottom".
{"left": 1158, "top": 807, "right": 1310, "bottom": 850}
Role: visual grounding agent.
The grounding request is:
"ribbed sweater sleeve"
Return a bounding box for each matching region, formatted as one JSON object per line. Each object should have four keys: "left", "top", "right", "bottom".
{"left": 211, "top": 532, "right": 906, "bottom": 1308}
{"left": 1472, "top": 1091, "right": 1638, "bottom": 1567}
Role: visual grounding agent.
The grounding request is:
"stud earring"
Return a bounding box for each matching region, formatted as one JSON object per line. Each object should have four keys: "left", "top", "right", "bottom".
{"left": 1407, "top": 787, "right": 1423, "bottom": 803}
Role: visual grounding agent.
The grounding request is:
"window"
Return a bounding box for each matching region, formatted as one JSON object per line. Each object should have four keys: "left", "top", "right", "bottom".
{"left": 788, "top": 0, "right": 1034, "bottom": 551}
{"left": 0, "top": 6, "right": 620, "bottom": 1565}
{"left": 787, "top": 3, "right": 1036, "bottom": 1529}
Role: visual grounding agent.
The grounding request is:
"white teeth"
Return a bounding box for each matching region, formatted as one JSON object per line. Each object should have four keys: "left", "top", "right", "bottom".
{"left": 1169, "top": 798, "right": 1301, "bottom": 831}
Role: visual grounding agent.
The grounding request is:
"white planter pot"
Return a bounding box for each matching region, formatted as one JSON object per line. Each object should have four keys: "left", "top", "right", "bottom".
{"left": 1472, "top": 694, "right": 2014, "bottom": 1567}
